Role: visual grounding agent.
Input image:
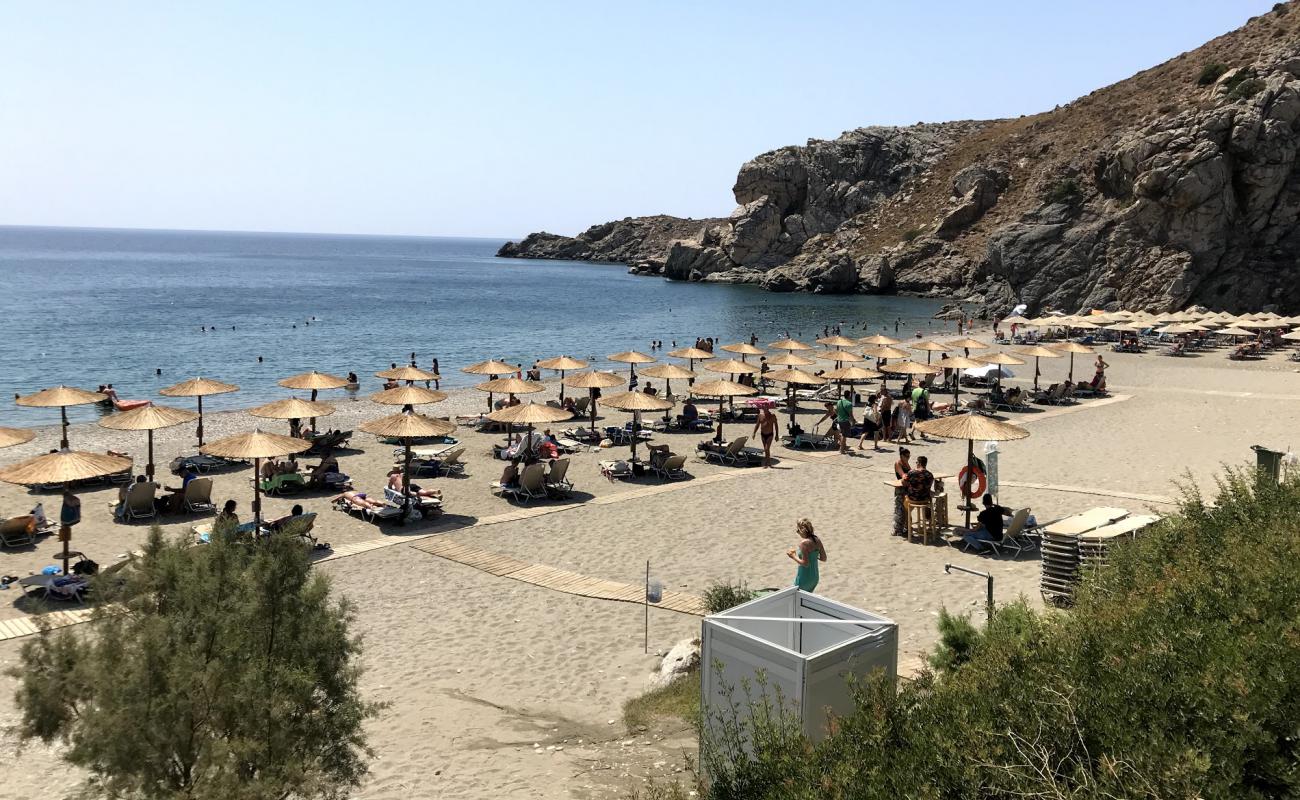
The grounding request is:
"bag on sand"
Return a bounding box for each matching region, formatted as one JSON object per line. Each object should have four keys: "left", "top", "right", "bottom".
{"left": 865, "top": 408, "right": 882, "bottom": 426}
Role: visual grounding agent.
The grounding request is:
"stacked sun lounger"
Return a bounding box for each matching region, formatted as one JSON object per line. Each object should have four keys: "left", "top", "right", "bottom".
{"left": 1039, "top": 507, "right": 1129, "bottom": 606}
{"left": 1077, "top": 515, "right": 1162, "bottom": 572}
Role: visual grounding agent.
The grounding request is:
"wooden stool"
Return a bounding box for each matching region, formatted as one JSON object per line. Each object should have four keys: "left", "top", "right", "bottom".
{"left": 932, "top": 492, "right": 949, "bottom": 528}
{"left": 904, "top": 498, "right": 936, "bottom": 545}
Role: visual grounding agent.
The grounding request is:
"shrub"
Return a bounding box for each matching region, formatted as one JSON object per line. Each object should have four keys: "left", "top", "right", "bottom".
{"left": 623, "top": 670, "right": 701, "bottom": 729}
{"left": 1196, "top": 62, "right": 1228, "bottom": 85}
{"left": 1047, "top": 177, "right": 1082, "bottom": 204}
{"left": 703, "top": 580, "right": 758, "bottom": 613}
{"left": 10, "top": 524, "right": 382, "bottom": 800}
{"left": 901, "top": 227, "right": 925, "bottom": 243}
{"left": 688, "top": 468, "right": 1300, "bottom": 799}
{"left": 1230, "top": 77, "right": 1267, "bottom": 100}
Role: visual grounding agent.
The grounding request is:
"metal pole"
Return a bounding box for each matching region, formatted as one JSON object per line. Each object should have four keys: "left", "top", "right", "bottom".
{"left": 965, "top": 438, "right": 975, "bottom": 529}
{"left": 197, "top": 395, "right": 205, "bottom": 445}
{"left": 945, "top": 564, "right": 994, "bottom": 622}
{"left": 402, "top": 439, "right": 413, "bottom": 522}
{"left": 60, "top": 405, "right": 70, "bottom": 449}
{"left": 253, "top": 456, "right": 263, "bottom": 529}
{"left": 644, "top": 559, "right": 650, "bottom": 654}
{"left": 146, "top": 429, "right": 155, "bottom": 481}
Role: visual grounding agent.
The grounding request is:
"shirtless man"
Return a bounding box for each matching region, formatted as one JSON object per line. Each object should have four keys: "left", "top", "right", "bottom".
{"left": 330, "top": 490, "right": 387, "bottom": 511}
{"left": 752, "top": 406, "right": 780, "bottom": 468}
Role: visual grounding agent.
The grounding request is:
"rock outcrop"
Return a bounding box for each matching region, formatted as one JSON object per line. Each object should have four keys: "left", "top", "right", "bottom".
{"left": 499, "top": 4, "right": 1300, "bottom": 313}
{"left": 497, "top": 215, "right": 722, "bottom": 268}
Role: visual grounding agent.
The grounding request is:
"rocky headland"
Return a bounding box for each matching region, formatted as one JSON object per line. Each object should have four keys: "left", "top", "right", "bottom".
{"left": 499, "top": 4, "right": 1300, "bottom": 314}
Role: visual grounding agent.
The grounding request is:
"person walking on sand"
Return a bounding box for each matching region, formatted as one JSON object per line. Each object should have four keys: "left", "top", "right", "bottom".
{"left": 788, "top": 518, "right": 827, "bottom": 592}
{"left": 752, "top": 405, "right": 780, "bottom": 468}
{"left": 817, "top": 390, "right": 855, "bottom": 454}
{"left": 1091, "top": 354, "right": 1109, "bottom": 390}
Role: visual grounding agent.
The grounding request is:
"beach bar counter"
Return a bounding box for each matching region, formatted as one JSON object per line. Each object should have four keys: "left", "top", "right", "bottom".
{"left": 701, "top": 588, "right": 898, "bottom": 750}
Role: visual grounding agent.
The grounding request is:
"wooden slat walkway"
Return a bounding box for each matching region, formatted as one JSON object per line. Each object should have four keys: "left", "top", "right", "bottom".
{"left": 411, "top": 538, "right": 709, "bottom": 616}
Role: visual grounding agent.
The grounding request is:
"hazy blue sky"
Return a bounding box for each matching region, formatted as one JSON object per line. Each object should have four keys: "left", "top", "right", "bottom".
{"left": 0, "top": 1, "right": 1276, "bottom": 238}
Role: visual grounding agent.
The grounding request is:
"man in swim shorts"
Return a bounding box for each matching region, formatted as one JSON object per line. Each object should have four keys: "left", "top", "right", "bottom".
{"left": 752, "top": 406, "right": 780, "bottom": 468}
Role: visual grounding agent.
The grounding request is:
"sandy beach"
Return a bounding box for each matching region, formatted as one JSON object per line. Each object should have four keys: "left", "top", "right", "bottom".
{"left": 2, "top": 333, "right": 1298, "bottom": 799}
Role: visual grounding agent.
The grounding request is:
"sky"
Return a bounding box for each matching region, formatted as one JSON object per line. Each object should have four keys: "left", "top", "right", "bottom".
{"left": 0, "top": 1, "right": 1279, "bottom": 238}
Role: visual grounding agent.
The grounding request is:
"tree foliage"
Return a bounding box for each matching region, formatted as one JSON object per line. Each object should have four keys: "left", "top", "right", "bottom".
{"left": 10, "top": 523, "right": 382, "bottom": 800}
{"left": 688, "top": 469, "right": 1300, "bottom": 799}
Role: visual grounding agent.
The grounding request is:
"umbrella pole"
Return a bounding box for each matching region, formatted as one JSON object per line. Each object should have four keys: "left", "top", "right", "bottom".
{"left": 1034, "top": 357, "right": 1041, "bottom": 391}
{"left": 965, "top": 438, "right": 975, "bottom": 529}
{"left": 488, "top": 392, "right": 494, "bottom": 414}
{"left": 253, "top": 457, "right": 263, "bottom": 529}
{"left": 590, "top": 389, "right": 598, "bottom": 435}
{"left": 716, "top": 397, "right": 724, "bottom": 444}
{"left": 61, "top": 481, "right": 71, "bottom": 575}
{"left": 310, "top": 388, "right": 318, "bottom": 429}
{"left": 559, "top": 371, "right": 566, "bottom": 403}
{"left": 664, "top": 380, "right": 672, "bottom": 424}
{"left": 146, "top": 429, "right": 155, "bottom": 481}
{"left": 403, "top": 439, "right": 412, "bottom": 521}
{"left": 196, "top": 395, "right": 204, "bottom": 446}
{"left": 1069, "top": 352, "right": 1075, "bottom": 383}
{"left": 60, "top": 405, "right": 69, "bottom": 450}
{"left": 630, "top": 413, "right": 638, "bottom": 463}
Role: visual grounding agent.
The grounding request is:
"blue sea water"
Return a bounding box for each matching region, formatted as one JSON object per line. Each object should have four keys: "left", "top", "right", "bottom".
{"left": 0, "top": 226, "right": 945, "bottom": 427}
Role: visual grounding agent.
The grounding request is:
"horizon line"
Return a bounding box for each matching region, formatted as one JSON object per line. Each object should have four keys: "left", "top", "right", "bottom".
{"left": 0, "top": 223, "right": 523, "bottom": 242}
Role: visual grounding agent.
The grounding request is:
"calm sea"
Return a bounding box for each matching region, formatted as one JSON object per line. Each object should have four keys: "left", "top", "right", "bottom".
{"left": 0, "top": 227, "right": 945, "bottom": 426}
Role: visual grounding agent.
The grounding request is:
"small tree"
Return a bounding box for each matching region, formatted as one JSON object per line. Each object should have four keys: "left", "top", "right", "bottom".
{"left": 11, "top": 524, "right": 382, "bottom": 800}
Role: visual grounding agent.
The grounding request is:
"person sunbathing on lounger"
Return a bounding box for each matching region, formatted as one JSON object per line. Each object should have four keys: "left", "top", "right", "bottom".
{"left": 331, "top": 491, "right": 387, "bottom": 510}
{"left": 387, "top": 468, "right": 441, "bottom": 499}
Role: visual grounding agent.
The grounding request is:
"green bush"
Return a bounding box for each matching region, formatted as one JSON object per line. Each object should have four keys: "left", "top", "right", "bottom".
{"left": 1230, "top": 77, "right": 1267, "bottom": 100}
{"left": 901, "top": 227, "right": 925, "bottom": 243}
{"left": 689, "top": 468, "right": 1300, "bottom": 799}
{"left": 1048, "top": 177, "right": 1082, "bottom": 204}
{"left": 703, "top": 580, "right": 758, "bottom": 614}
{"left": 1196, "top": 62, "right": 1228, "bottom": 85}
{"left": 10, "top": 524, "right": 381, "bottom": 800}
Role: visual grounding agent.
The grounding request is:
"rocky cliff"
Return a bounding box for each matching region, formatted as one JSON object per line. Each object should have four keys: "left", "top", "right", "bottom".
{"left": 497, "top": 215, "right": 721, "bottom": 266}
{"left": 499, "top": 4, "right": 1300, "bottom": 313}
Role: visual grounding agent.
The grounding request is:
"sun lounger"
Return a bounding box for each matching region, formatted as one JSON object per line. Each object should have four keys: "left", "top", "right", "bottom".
{"left": 116, "top": 481, "right": 157, "bottom": 522}
{"left": 1044, "top": 507, "right": 1130, "bottom": 536}
{"left": 951, "top": 508, "right": 1040, "bottom": 556}
{"left": 259, "top": 472, "right": 306, "bottom": 496}
{"left": 19, "top": 573, "right": 89, "bottom": 603}
{"left": 699, "top": 435, "right": 754, "bottom": 466}
{"left": 598, "top": 459, "right": 635, "bottom": 481}
{"left": 650, "top": 453, "right": 688, "bottom": 480}
{"left": 0, "top": 515, "right": 45, "bottom": 548}
{"left": 170, "top": 453, "right": 243, "bottom": 474}
{"left": 545, "top": 458, "right": 574, "bottom": 497}
{"left": 384, "top": 486, "right": 443, "bottom": 516}
{"left": 491, "top": 462, "right": 547, "bottom": 503}
{"left": 789, "top": 432, "right": 835, "bottom": 450}
{"left": 333, "top": 493, "right": 403, "bottom": 522}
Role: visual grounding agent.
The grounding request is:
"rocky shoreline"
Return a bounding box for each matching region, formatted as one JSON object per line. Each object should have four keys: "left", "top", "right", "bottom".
{"left": 499, "top": 5, "right": 1300, "bottom": 315}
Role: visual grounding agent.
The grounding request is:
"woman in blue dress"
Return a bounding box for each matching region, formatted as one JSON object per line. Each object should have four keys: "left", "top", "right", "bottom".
{"left": 788, "top": 518, "right": 828, "bottom": 592}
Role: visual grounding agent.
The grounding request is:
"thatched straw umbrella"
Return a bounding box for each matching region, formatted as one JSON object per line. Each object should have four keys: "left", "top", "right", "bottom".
{"left": 769, "top": 338, "right": 815, "bottom": 352}
{"left": 98, "top": 404, "right": 198, "bottom": 480}
{"left": 201, "top": 430, "right": 312, "bottom": 529}
{"left": 911, "top": 341, "right": 949, "bottom": 363}
{"left": 1016, "top": 345, "right": 1064, "bottom": 391}
{"left": 691, "top": 378, "right": 758, "bottom": 443}
{"left": 914, "top": 413, "right": 1029, "bottom": 528}
{"left": 0, "top": 449, "right": 133, "bottom": 573}
{"left": 859, "top": 334, "right": 901, "bottom": 347}
{"left": 249, "top": 397, "right": 334, "bottom": 438}
{"left": 369, "top": 385, "right": 448, "bottom": 413}
{"left": 487, "top": 401, "right": 573, "bottom": 458}
{"left": 462, "top": 360, "right": 520, "bottom": 412}
{"left": 536, "top": 356, "right": 589, "bottom": 402}
{"left": 880, "top": 360, "right": 942, "bottom": 400}
{"left": 0, "top": 427, "right": 35, "bottom": 449}
{"left": 598, "top": 391, "right": 674, "bottom": 461}
{"left": 934, "top": 356, "right": 985, "bottom": 409}
{"left": 666, "top": 347, "right": 714, "bottom": 380}
{"left": 278, "top": 371, "right": 349, "bottom": 428}
{"left": 863, "top": 345, "right": 910, "bottom": 390}
{"left": 816, "top": 335, "right": 860, "bottom": 348}
{"left": 563, "top": 370, "right": 623, "bottom": 434}
{"left": 376, "top": 365, "right": 439, "bottom": 385}
{"left": 980, "top": 352, "right": 1026, "bottom": 393}
{"left": 719, "top": 342, "right": 765, "bottom": 361}
{"left": 608, "top": 351, "right": 656, "bottom": 389}
{"left": 945, "top": 337, "right": 988, "bottom": 358}
{"left": 16, "top": 386, "right": 108, "bottom": 449}
{"left": 358, "top": 412, "right": 456, "bottom": 520}
{"left": 640, "top": 364, "right": 696, "bottom": 405}
{"left": 1052, "top": 342, "right": 1094, "bottom": 383}
{"left": 765, "top": 368, "right": 825, "bottom": 425}
{"left": 159, "top": 377, "right": 238, "bottom": 446}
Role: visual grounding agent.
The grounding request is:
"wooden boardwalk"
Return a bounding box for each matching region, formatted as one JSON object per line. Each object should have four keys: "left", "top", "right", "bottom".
{"left": 411, "top": 538, "right": 709, "bottom": 616}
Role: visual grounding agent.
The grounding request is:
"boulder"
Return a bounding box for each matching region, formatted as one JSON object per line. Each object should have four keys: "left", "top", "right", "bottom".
{"left": 648, "top": 638, "right": 700, "bottom": 690}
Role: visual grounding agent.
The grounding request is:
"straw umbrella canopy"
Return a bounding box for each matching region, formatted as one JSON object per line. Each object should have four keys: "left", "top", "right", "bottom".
{"left": 476, "top": 377, "right": 544, "bottom": 397}
{"left": 946, "top": 337, "right": 988, "bottom": 358}
{"left": 1052, "top": 341, "right": 1094, "bottom": 382}
{"left": 691, "top": 379, "right": 758, "bottom": 443}
{"left": 1016, "top": 346, "right": 1064, "bottom": 390}
{"left": 720, "top": 342, "right": 765, "bottom": 360}
{"left": 463, "top": 359, "right": 519, "bottom": 411}
{"left": 370, "top": 385, "right": 448, "bottom": 413}
{"left": 862, "top": 346, "right": 910, "bottom": 387}
{"left": 821, "top": 366, "right": 882, "bottom": 382}
{"left": 0, "top": 449, "right": 134, "bottom": 573}
{"left": 359, "top": 412, "right": 457, "bottom": 520}
{"left": 608, "top": 351, "right": 656, "bottom": 390}
{"left": 598, "top": 391, "right": 674, "bottom": 462}
{"left": 1282, "top": 329, "right": 1300, "bottom": 341}
{"left": 563, "top": 370, "right": 624, "bottom": 433}
{"left": 666, "top": 346, "right": 715, "bottom": 376}
{"left": 704, "top": 358, "right": 761, "bottom": 376}
{"left": 765, "top": 368, "right": 825, "bottom": 425}
{"left": 914, "top": 413, "right": 1030, "bottom": 528}
{"left": 880, "top": 360, "right": 941, "bottom": 397}
{"left": 202, "top": 430, "right": 312, "bottom": 529}
{"left": 0, "top": 427, "right": 34, "bottom": 449}
{"left": 536, "top": 356, "right": 589, "bottom": 402}
{"left": 1215, "top": 326, "right": 1254, "bottom": 339}
{"left": 1000, "top": 315, "right": 1032, "bottom": 326}
{"left": 375, "top": 365, "right": 439, "bottom": 384}
{"left": 818, "top": 350, "right": 866, "bottom": 368}
{"left": 858, "top": 333, "right": 901, "bottom": 347}
{"left": 816, "top": 335, "right": 860, "bottom": 348}
{"left": 98, "top": 404, "right": 199, "bottom": 480}
{"left": 1236, "top": 319, "right": 1281, "bottom": 331}
{"left": 769, "top": 338, "right": 814, "bottom": 352}
{"left": 249, "top": 397, "right": 334, "bottom": 437}
{"left": 979, "top": 351, "right": 1027, "bottom": 392}
{"left": 934, "top": 355, "right": 986, "bottom": 409}
{"left": 766, "top": 352, "right": 816, "bottom": 367}
{"left": 641, "top": 363, "right": 696, "bottom": 406}
{"left": 16, "top": 386, "right": 108, "bottom": 449}
{"left": 159, "top": 377, "right": 238, "bottom": 446}
{"left": 911, "top": 341, "right": 949, "bottom": 363}
{"left": 279, "top": 371, "right": 349, "bottom": 428}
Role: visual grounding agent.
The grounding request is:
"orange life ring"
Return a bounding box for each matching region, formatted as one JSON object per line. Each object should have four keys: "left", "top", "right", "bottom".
{"left": 958, "top": 465, "right": 987, "bottom": 499}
